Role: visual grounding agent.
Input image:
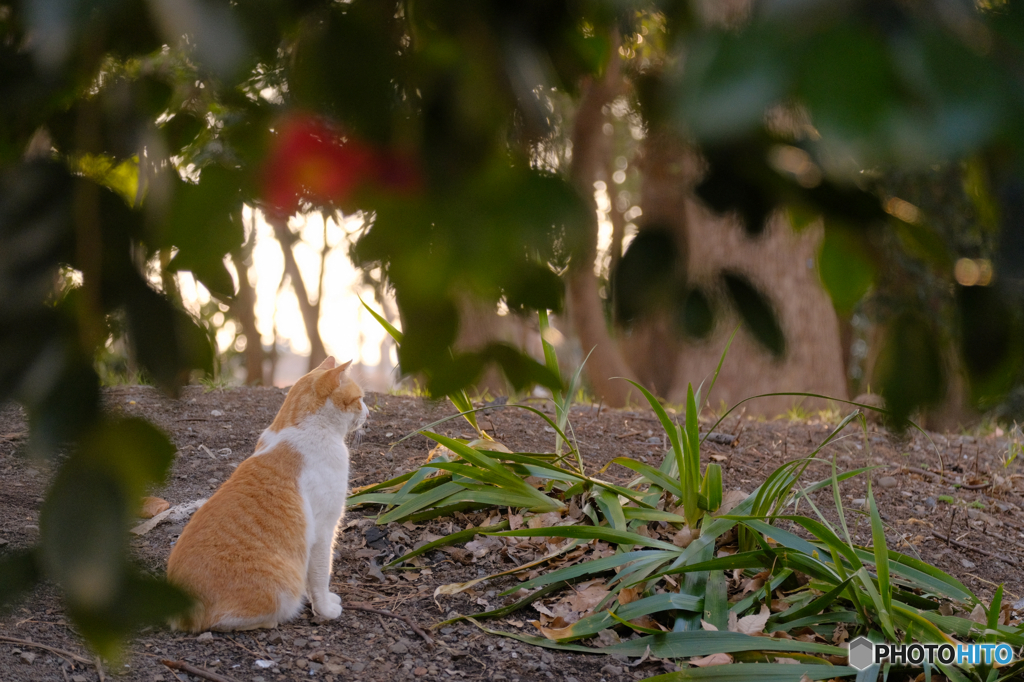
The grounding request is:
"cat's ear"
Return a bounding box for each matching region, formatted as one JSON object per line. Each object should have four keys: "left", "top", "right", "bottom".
{"left": 316, "top": 356, "right": 337, "bottom": 370}
{"left": 337, "top": 359, "right": 353, "bottom": 372}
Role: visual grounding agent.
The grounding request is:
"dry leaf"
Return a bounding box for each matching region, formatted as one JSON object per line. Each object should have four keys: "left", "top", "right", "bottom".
{"left": 618, "top": 587, "right": 642, "bottom": 606}
{"left": 700, "top": 619, "right": 718, "bottom": 632}
{"left": 470, "top": 438, "right": 512, "bottom": 453}
{"left": 732, "top": 604, "right": 771, "bottom": 635}
{"left": 710, "top": 454, "right": 728, "bottom": 462}
{"left": 969, "top": 603, "right": 987, "bottom": 624}
{"left": 715, "top": 489, "right": 749, "bottom": 516}
{"left": 595, "top": 629, "right": 621, "bottom": 647}
{"left": 775, "top": 657, "right": 800, "bottom": 664}
{"left": 672, "top": 527, "right": 696, "bottom": 548}
{"left": 564, "top": 582, "right": 609, "bottom": 613}
{"left": 528, "top": 512, "right": 563, "bottom": 529}
{"left": 509, "top": 513, "right": 524, "bottom": 531}
{"left": 740, "top": 576, "right": 765, "bottom": 596}
{"left": 833, "top": 623, "right": 849, "bottom": 645}
{"left": 690, "top": 653, "right": 732, "bottom": 667}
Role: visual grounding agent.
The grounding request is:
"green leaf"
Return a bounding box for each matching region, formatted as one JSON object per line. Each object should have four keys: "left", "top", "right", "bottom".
{"left": 545, "top": 592, "right": 703, "bottom": 641}
{"left": 487, "top": 527, "right": 679, "bottom": 551}
{"left": 467, "top": 619, "right": 847, "bottom": 659}
{"left": 508, "top": 550, "right": 677, "bottom": 593}
{"left": 643, "top": 663, "right": 857, "bottom": 681}
{"left": 866, "top": 484, "right": 892, "bottom": 624}
{"left": 819, "top": 224, "right": 874, "bottom": 314}
{"left": 387, "top": 521, "right": 510, "bottom": 568}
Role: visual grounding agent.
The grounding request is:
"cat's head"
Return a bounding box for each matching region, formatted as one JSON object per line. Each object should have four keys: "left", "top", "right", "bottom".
{"left": 271, "top": 356, "right": 367, "bottom": 432}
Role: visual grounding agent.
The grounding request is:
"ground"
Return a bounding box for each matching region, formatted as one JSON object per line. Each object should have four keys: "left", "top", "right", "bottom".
{"left": 2, "top": 385, "right": 1024, "bottom": 682}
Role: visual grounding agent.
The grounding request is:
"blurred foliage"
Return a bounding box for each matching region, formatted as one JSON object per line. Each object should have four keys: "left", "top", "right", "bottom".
{"left": 3, "top": 0, "right": 1024, "bottom": 655}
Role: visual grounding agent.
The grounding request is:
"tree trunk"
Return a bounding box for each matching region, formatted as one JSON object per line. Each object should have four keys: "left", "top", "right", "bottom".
{"left": 565, "top": 31, "right": 638, "bottom": 407}
{"left": 230, "top": 245, "right": 265, "bottom": 384}
{"left": 267, "top": 213, "right": 328, "bottom": 371}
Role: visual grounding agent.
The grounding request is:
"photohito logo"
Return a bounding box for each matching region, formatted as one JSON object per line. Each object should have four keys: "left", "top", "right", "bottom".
{"left": 847, "top": 636, "right": 1015, "bottom": 671}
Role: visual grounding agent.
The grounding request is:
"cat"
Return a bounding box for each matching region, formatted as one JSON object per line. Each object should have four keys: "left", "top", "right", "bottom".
{"left": 166, "top": 356, "right": 367, "bottom": 631}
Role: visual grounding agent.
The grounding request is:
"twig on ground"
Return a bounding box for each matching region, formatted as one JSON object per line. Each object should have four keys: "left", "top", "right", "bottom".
{"left": 160, "top": 659, "right": 241, "bottom": 682}
{"left": 932, "top": 532, "right": 1018, "bottom": 566}
{"left": 960, "top": 482, "right": 992, "bottom": 490}
{"left": 346, "top": 602, "right": 434, "bottom": 647}
{"left": 0, "top": 635, "right": 93, "bottom": 665}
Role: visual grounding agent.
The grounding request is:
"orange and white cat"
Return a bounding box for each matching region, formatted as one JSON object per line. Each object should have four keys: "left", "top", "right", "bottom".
{"left": 167, "top": 357, "right": 367, "bottom": 631}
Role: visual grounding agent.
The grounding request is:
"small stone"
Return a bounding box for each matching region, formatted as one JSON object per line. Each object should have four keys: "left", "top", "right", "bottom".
{"left": 211, "top": 409, "right": 223, "bottom": 417}
{"left": 961, "top": 558, "right": 977, "bottom": 569}
{"left": 308, "top": 662, "right": 322, "bottom": 674}
{"left": 196, "top": 631, "right": 214, "bottom": 641}
{"left": 325, "top": 663, "right": 346, "bottom": 674}
{"left": 995, "top": 501, "right": 1012, "bottom": 513}
{"left": 253, "top": 678, "right": 266, "bottom": 682}
{"left": 140, "top": 496, "right": 170, "bottom": 519}
{"left": 295, "top": 658, "right": 309, "bottom": 669}
{"left": 414, "top": 667, "right": 428, "bottom": 676}
{"left": 19, "top": 651, "right": 36, "bottom": 664}
{"left": 23, "top": 524, "right": 38, "bottom": 533}
{"left": 914, "top": 505, "right": 926, "bottom": 514}
{"left": 254, "top": 659, "right": 275, "bottom": 668}
{"left": 646, "top": 436, "right": 661, "bottom": 444}
{"left": 389, "top": 640, "right": 409, "bottom": 654}
{"left": 268, "top": 632, "right": 285, "bottom": 644}
{"left": 292, "top": 638, "right": 308, "bottom": 648}
{"left": 967, "top": 508, "right": 981, "bottom": 520}
{"left": 878, "top": 476, "right": 898, "bottom": 489}
{"left": 924, "top": 497, "right": 937, "bottom": 510}
{"left": 852, "top": 498, "right": 866, "bottom": 507}
{"left": 351, "top": 662, "right": 366, "bottom": 672}
{"left": 601, "top": 664, "right": 623, "bottom": 676}
{"left": 72, "top": 676, "right": 88, "bottom": 682}
{"left": 0, "top": 538, "right": 8, "bottom": 546}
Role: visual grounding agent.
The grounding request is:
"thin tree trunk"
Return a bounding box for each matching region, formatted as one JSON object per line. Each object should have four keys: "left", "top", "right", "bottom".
{"left": 268, "top": 214, "right": 328, "bottom": 371}
{"left": 565, "top": 30, "right": 638, "bottom": 407}
{"left": 230, "top": 233, "right": 265, "bottom": 385}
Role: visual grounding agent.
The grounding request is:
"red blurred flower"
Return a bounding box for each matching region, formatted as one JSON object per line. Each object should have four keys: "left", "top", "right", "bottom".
{"left": 262, "top": 114, "right": 418, "bottom": 216}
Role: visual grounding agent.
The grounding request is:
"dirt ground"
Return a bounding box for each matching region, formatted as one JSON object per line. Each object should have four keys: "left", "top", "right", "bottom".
{"left": 2, "top": 385, "right": 1024, "bottom": 682}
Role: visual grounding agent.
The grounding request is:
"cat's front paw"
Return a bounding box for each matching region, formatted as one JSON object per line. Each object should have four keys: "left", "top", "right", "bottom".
{"left": 314, "top": 599, "right": 342, "bottom": 619}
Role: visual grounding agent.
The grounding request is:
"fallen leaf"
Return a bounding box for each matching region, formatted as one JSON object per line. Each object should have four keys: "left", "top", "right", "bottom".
{"left": 618, "top": 587, "right": 642, "bottom": 606}
{"left": 833, "top": 623, "right": 849, "bottom": 646}
{"left": 595, "top": 629, "right": 621, "bottom": 647}
{"left": 528, "top": 512, "right": 563, "bottom": 529}
{"left": 366, "top": 558, "right": 387, "bottom": 583}
{"left": 969, "top": 604, "right": 987, "bottom": 624}
{"left": 509, "top": 513, "right": 524, "bottom": 531}
{"left": 130, "top": 508, "right": 172, "bottom": 535}
{"left": 732, "top": 604, "right": 771, "bottom": 635}
{"left": 672, "top": 527, "right": 696, "bottom": 548}
{"left": 715, "top": 489, "right": 749, "bottom": 517}
{"left": 690, "top": 653, "right": 732, "bottom": 667}
{"left": 563, "top": 582, "right": 609, "bottom": 613}
{"left": 775, "top": 657, "right": 800, "bottom": 664}
{"left": 700, "top": 619, "right": 718, "bottom": 632}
